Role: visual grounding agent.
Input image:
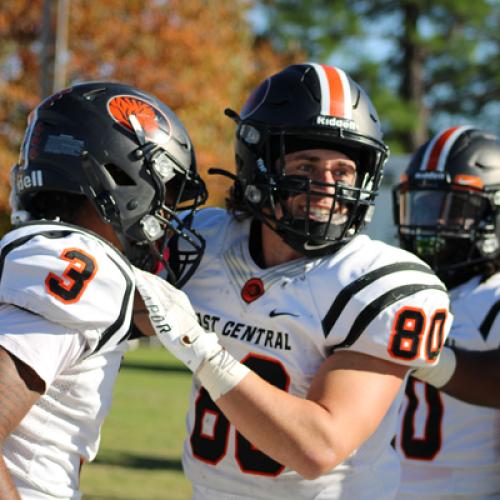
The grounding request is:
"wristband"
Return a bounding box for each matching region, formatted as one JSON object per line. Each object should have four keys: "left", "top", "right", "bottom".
{"left": 196, "top": 349, "right": 250, "bottom": 401}
{"left": 412, "top": 346, "right": 457, "bottom": 388}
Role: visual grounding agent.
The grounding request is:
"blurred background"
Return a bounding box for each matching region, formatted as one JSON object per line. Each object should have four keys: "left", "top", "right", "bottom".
{"left": 0, "top": 1, "right": 498, "bottom": 497}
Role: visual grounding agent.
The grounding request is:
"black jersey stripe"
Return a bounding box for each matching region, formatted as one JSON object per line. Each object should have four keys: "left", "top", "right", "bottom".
{"left": 93, "top": 253, "right": 134, "bottom": 353}
{"left": 322, "top": 262, "right": 435, "bottom": 337}
{"left": 0, "top": 230, "right": 74, "bottom": 280}
{"left": 1, "top": 220, "right": 129, "bottom": 264}
{"left": 332, "top": 283, "right": 447, "bottom": 350}
{"left": 479, "top": 299, "right": 500, "bottom": 341}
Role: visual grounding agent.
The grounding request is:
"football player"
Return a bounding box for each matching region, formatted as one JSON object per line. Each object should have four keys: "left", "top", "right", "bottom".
{"left": 135, "top": 63, "right": 452, "bottom": 499}
{"left": 0, "top": 82, "right": 206, "bottom": 498}
{"left": 393, "top": 127, "right": 500, "bottom": 498}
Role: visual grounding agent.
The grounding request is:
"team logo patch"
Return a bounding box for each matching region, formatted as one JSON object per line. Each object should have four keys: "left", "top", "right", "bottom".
{"left": 413, "top": 171, "right": 447, "bottom": 181}
{"left": 241, "top": 277, "right": 265, "bottom": 303}
{"left": 107, "top": 95, "right": 171, "bottom": 146}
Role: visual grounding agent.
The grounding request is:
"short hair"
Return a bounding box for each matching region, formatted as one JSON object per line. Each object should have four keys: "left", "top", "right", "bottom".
{"left": 28, "top": 191, "right": 88, "bottom": 225}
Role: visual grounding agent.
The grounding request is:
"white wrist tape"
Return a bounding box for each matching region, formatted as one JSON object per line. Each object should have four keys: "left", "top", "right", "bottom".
{"left": 196, "top": 349, "right": 250, "bottom": 401}
{"left": 133, "top": 266, "right": 223, "bottom": 373}
{"left": 412, "top": 346, "right": 457, "bottom": 388}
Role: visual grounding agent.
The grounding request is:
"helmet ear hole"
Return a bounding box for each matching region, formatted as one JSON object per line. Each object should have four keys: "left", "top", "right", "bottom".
{"left": 103, "top": 164, "right": 136, "bottom": 186}
{"left": 30, "top": 191, "right": 87, "bottom": 223}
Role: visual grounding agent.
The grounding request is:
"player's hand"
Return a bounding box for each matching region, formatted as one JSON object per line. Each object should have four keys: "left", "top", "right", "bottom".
{"left": 132, "top": 267, "right": 223, "bottom": 373}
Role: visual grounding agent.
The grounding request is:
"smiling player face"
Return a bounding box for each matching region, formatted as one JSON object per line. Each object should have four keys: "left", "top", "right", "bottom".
{"left": 278, "top": 149, "right": 357, "bottom": 224}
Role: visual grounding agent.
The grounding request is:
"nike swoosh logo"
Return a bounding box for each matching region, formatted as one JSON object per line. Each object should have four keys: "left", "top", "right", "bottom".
{"left": 269, "top": 309, "right": 299, "bottom": 318}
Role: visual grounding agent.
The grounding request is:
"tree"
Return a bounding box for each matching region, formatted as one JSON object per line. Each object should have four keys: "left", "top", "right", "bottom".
{"left": 255, "top": 0, "right": 500, "bottom": 152}
{"left": 0, "top": 1, "right": 43, "bottom": 217}
{"left": 0, "top": 0, "right": 302, "bottom": 220}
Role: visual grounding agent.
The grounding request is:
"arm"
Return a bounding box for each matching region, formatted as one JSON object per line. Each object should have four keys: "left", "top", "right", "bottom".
{"left": 132, "top": 267, "right": 408, "bottom": 478}
{"left": 216, "top": 350, "right": 407, "bottom": 478}
{"left": 133, "top": 290, "right": 155, "bottom": 337}
{"left": 413, "top": 345, "right": 500, "bottom": 408}
{"left": 0, "top": 347, "right": 44, "bottom": 499}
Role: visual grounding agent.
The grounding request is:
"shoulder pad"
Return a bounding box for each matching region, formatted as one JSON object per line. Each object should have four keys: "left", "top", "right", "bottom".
{"left": 0, "top": 223, "right": 134, "bottom": 345}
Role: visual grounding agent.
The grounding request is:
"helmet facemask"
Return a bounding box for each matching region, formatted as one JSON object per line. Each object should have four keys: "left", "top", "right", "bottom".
{"left": 394, "top": 179, "right": 500, "bottom": 283}
{"left": 237, "top": 125, "right": 386, "bottom": 257}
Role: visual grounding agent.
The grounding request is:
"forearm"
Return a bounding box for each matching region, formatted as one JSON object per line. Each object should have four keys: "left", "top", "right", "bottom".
{"left": 0, "top": 348, "right": 43, "bottom": 499}
{"left": 132, "top": 291, "right": 155, "bottom": 337}
{"left": 214, "top": 351, "right": 407, "bottom": 479}
{"left": 216, "top": 371, "right": 342, "bottom": 479}
{"left": 0, "top": 456, "right": 20, "bottom": 499}
{"left": 441, "top": 347, "right": 500, "bottom": 408}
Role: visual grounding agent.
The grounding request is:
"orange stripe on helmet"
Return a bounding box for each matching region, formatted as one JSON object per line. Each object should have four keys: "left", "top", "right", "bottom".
{"left": 425, "top": 126, "right": 462, "bottom": 171}
{"left": 453, "top": 174, "right": 484, "bottom": 190}
{"left": 322, "top": 65, "right": 346, "bottom": 117}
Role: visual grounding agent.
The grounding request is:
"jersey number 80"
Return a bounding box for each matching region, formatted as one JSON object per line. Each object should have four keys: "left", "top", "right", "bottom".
{"left": 190, "top": 353, "right": 289, "bottom": 477}
{"left": 389, "top": 307, "right": 448, "bottom": 362}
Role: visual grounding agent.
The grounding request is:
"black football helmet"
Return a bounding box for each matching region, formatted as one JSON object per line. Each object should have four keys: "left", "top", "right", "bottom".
{"left": 217, "top": 63, "right": 389, "bottom": 256}
{"left": 393, "top": 126, "right": 500, "bottom": 285}
{"left": 10, "top": 82, "right": 207, "bottom": 285}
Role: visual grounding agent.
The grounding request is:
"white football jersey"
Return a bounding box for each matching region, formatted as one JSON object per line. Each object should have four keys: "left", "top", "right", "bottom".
{"left": 396, "top": 273, "right": 500, "bottom": 499}
{"left": 0, "top": 221, "right": 135, "bottom": 499}
{"left": 180, "top": 208, "right": 452, "bottom": 500}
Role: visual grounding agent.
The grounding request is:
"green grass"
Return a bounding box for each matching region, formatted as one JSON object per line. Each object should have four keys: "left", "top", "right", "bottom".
{"left": 80, "top": 343, "right": 193, "bottom": 499}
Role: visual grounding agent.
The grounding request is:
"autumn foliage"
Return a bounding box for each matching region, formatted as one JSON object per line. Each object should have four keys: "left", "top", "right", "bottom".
{"left": 0, "top": 0, "right": 303, "bottom": 222}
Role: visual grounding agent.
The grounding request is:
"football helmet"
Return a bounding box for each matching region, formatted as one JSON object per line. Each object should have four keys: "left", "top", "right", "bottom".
{"left": 219, "top": 63, "right": 389, "bottom": 256}
{"left": 393, "top": 126, "right": 500, "bottom": 285}
{"left": 10, "top": 82, "right": 207, "bottom": 285}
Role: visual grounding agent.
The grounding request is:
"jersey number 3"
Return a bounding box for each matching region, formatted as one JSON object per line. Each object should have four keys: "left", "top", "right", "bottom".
{"left": 45, "top": 248, "right": 98, "bottom": 303}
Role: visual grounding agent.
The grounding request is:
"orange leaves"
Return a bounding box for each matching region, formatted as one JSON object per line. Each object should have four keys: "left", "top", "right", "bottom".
{"left": 0, "top": 0, "right": 302, "bottom": 212}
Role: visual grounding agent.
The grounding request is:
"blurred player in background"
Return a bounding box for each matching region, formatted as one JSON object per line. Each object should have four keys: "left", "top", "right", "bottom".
{"left": 393, "top": 126, "right": 500, "bottom": 498}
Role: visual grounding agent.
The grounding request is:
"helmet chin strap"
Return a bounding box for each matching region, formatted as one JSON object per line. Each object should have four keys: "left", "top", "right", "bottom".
{"left": 147, "top": 238, "right": 178, "bottom": 286}
{"left": 303, "top": 241, "right": 335, "bottom": 251}
{"left": 278, "top": 218, "right": 349, "bottom": 257}
{"left": 121, "top": 230, "right": 178, "bottom": 285}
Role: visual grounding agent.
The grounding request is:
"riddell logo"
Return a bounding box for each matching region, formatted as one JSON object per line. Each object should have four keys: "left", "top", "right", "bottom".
{"left": 316, "top": 115, "right": 358, "bottom": 131}
{"left": 17, "top": 170, "right": 43, "bottom": 191}
{"left": 414, "top": 171, "right": 446, "bottom": 180}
